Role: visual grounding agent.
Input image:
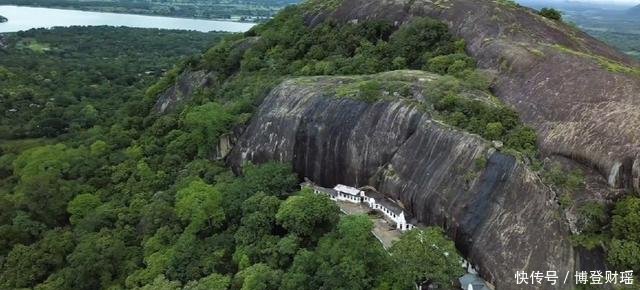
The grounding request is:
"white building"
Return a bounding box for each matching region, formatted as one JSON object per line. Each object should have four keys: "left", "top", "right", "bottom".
{"left": 302, "top": 181, "right": 415, "bottom": 231}
{"left": 333, "top": 184, "right": 366, "bottom": 203}
{"left": 365, "top": 192, "right": 415, "bottom": 231}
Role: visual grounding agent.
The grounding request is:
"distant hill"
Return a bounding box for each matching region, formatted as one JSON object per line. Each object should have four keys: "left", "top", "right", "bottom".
{"left": 629, "top": 4, "right": 640, "bottom": 15}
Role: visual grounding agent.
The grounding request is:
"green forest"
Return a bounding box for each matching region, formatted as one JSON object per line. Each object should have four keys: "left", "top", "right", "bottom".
{"left": 0, "top": 26, "right": 226, "bottom": 140}
{"left": 0, "top": 9, "right": 469, "bottom": 290}
{"left": 585, "top": 30, "right": 640, "bottom": 59}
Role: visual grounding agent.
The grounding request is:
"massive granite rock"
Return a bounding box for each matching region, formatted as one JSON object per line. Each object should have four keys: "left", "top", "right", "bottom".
{"left": 307, "top": 0, "right": 640, "bottom": 193}
{"left": 229, "top": 71, "right": 577, "bottom": 289}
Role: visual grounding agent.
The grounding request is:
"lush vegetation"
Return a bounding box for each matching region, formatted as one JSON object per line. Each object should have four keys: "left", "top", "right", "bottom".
{"left": 0, "top": 0, "right": 298, "bottom": 21}
{"left": 541, "top": 162, "right": 639, "bottom": 276}
{"left": 0, "top": 6, "right": 472, "bottom": 290}
{"left": 192, "top": 8, "right": 537, "bottom": 158}
{"left": 568, "top": 196, "right": 640, "bottom": 279}
{"left": 537, "top": 3, "right": 640, "bottom": 60}
{"left": 538, "top": 7, "right": 562, "bottom": 21}
{"left": 585, "top": 30, "right": 640, "bottom": 60}
{"left": 0, "top": 26, "right": 226, "bottom": 140}
{"left": 543, "top": 162, "right": 585, "bottom": 209}
{"left": 424, "top": 75, "right": 537, "bottom": 158}
{"left": 608, "top": 197, "right": 640, "bottom": 274}
{"left": 543, "top": 160, "right": 640, "bottom": 280}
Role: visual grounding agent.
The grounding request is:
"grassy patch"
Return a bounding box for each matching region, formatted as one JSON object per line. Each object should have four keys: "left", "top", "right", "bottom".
{"left": 334, "top": 78, "right": 413, "bottom": 103}
{"left": 0, "top": 138, "right": 51, "bottom": 154}
{"left": 433, "top": 0, "right": 453, "bottom": 9}
{"left": 323, "top": 70, "right": 538, "bottom": 159}
{"left": 542, "top": 162, "right": 585, "bottom": 192}
{"left": 552, "top": 44, "right": 640, "bottom": 77}
{"left": 494, "top": 0, "right": 518, "bottom": 8}
{"left": 474, "top": 155, "right": 488, "bottom": 170}
{"left": 300, "top": 0, "right": 343, "bottom": 13}
{"left": 16, "top": 39, "right": 51, "bottom": 53}
{"left": 528, "top": 48, "right": 545, "bottom": 57}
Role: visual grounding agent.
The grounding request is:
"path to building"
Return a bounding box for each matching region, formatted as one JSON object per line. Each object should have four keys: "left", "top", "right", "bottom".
{"left": 336, "top": 200, "right": 402, "bottom": 249}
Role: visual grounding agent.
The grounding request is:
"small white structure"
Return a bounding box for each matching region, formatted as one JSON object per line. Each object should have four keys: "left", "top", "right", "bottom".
{"left": 459, "top": 273, "right": 491, "bottom": 290}
{"left": 333, "top": 184, "right": 366, "bottom": 203}
{"left": 304, "top": 182, "right": 338, "bottom": 199}
{"left": 365, "top": 192, "right": 415, "bottom": 231}
{"left": 302, "top": 180, "right": 415, "bottom": 231}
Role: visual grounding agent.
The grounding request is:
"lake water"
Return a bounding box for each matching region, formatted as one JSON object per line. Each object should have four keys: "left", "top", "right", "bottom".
{"left": 0, "top": 5, "right": 256, "bottom": 33}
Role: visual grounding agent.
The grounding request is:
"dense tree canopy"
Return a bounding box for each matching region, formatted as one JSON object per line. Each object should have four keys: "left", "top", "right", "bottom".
{"left": 387, "top": 228, "right": 465, "bottom": 288}
{"left": 608, "top": 197, "right": 640, "bottom": 273}
{"left": 0, "top": 26, "right": 225, "bottom": 139}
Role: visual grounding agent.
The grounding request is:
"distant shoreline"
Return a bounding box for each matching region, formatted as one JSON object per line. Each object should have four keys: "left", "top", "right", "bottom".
{"left": 0, "top": 5, "right": 256, "bottom": 33}
{"left": 0, "top": 4, "right": 268, "bottom": 24}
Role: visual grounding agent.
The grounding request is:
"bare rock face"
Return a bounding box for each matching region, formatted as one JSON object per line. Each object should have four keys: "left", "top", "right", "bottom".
{"left": 152, "top": 70, "right": 216, "bottom": 114}
{"left": 229, "top": 72, "right": 577, "bottom": 289}
{"left": 312, "top": 0, "right": 640, "bottom": 193}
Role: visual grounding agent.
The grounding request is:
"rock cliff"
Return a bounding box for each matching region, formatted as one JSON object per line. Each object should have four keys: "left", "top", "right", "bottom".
{"left": 152, "top": 70, "right": 216, "bottom": 114}
{"left": 308, "top": 0, "right": 640, "bottom": 193}
{"left": 229, "top": 71, "right": 576, "bottom": 289}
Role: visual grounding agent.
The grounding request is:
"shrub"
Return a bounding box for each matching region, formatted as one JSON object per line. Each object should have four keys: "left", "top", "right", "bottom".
{"left": 504, "top": 126, "right": 537, "bottom": 157}
{"left": 474, "top": 156, "right": 488, "bottom": 170}
{"left": 542, "top": 163, "right": 585, "bottom": 192}
{"left": 390, "top": 18, "right": 457, "bottom": 68}
{"left": 356, "top": 81, "right": 380, "bottom": 102}
{"left": 578, "top": 202, "right": 607, "bottom": 233}
{"left": 425, "top": 53, "right": 475, "bottom": 75}
{"left": 484, "top": 122, "right": 504, "bottom": 140}
{"left": 539, "top": 8, "right": 562, "bottom": 21}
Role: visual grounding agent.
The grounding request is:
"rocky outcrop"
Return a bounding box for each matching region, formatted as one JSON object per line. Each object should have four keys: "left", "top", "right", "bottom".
{"left": 214, "top": 133, "right": 235, "bottom": 160}
{"left": 152, "top": 36, "right": 260, "bottom": 115}
{"left": 308, "top": 0, "right": 640, "bottom": 193}
{"left": 152, "top": 70, "right": 216, "bottom": 114}
{"left": 229, "top": 71, "right": 577, "bottom": 289}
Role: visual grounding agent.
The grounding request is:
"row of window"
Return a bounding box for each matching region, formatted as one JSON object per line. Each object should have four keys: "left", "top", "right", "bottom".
{"left": 312, "top": 187, "right": 412, "bottom": 230}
